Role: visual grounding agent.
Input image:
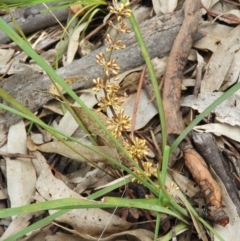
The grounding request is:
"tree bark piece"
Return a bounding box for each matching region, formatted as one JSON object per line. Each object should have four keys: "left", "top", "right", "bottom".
{"left": 0, "top": 3, "right": 69, "bottom": 44}
{"left": 0, "top": 10, "right": 202, "bottom": 128}
{"left": 182, "top": 144, "right": 229, "bottom": 226}
{"left": 192, "top": 132, "right": 240, "bottom": 218}
{"left": 162, "top": 0, "right": 201, "bottom": 135}
{"left": 161, "top": 0, "right": 229, "bottom": 226}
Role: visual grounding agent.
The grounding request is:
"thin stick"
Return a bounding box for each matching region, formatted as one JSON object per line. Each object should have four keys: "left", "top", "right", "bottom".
{"left": 0, "top": 151, "right": 36, "bottom": 159}
{"left": 130, "top": 66, "right": 146, "bottom": 137}
{"left": 201, "top": 1, "right": 240, "bottom": 23}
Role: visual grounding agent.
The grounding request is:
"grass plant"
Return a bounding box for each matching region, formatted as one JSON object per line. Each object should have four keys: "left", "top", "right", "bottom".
{"left": 0, "top": 1, "right": 237, "bottom": 240}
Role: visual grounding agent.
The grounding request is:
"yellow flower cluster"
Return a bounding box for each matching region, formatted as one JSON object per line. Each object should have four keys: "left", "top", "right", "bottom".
{"left": 92, "top": 1, "right": 133, "bottom": 138}
{"left": 109, "top": 0, "right": 131, "bottom": 18}
{"left": 132, "top": 161, "right": 156, "bottom": 183}
{"left": 123, "top": 137, "right": 149, "bottom": 161}
{"left": 96, "top": 53, "right": 120, "bottom": 77}
{"left": 105, "top": 34, "right": 126, "bottom": 51}
{"left": 92, "top": 1, "right": 154, "bottom": 182}
{"left": 106, "top": 110, "right": 131, "bottom": 138}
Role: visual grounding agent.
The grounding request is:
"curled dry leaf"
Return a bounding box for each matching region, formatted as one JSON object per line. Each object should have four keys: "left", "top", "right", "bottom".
{"left": 0, "top": 49, "right": 14, "bottom": 65}
{"left": 0, "top": 214, "right": 32, "bottom": 241}
{"left": 6, "top": 121, "right": 36, "bottom": 208}
{"left": 73, "top": 163, "right": 114, "bottom": 194}
{"left": 181, "top": 92, "right": 240, "bottom": 127}
{"left": 201, "top": 25, "right": 240, "bottom": 93}
{"left": 49, "top": 227, "right": 154, "bottom": 241}
{"left": 2, "top": 121, "right": 36, "bottom": 239}
{"left": 152, "top": 0, "right": 178, "bottom": 15}
{"left": 45, "top": 232, "right": 81, "bottom": 241}
{"left": 59, "top": 163, "right": 113, "bottom": 196}
{"left": 221, "top": 48, "right": 240, "bottom": 91}
{"left": 193, "top": 22, "right": 233, "bottom": 53}
{"left": 169, "top": 169, "right": 200, "bottom": 199}
{"left": 165, "top": 173, "right": 207, "bottom": 241}
{"left": 211, "top": 1, "right": 240, "bottom": 24}
{"left": 194, "top": 123, "right": 240, "bottom": 143}
{"left": 67, "top": 22, "right": 87, "bottom": 64}
{"left": 32, "top": 151, "right": 132, "bottom": 236}
{"left": 35, "top": 141, "right": 119, "bottom": 164}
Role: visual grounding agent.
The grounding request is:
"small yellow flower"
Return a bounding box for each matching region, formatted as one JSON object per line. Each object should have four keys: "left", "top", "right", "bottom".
{"left": 98, "top": 93, "right": 124, "bottom": 111}
{"left": 96, "top": 52, "right": 106, "bottom": 65}
{"left": 108, "top": 18, "right": 131, "bottom": 34}
{"left": 105, "top": 83, "right": 120, "bottom": 94}
{"left": 118, "top": 21, "right": 131, "bottom": 33}
{"left": 132, "top": 161, "right": 156, "bottom": 183}
{"left": 105, "top": 34, "right": 126, "bottom": 51}
{"left": 92, "top": 77, "right": 105, "bottom": 92}
{"left": 132, "top": 161, "right": 154, "bottom": 182}
{"left": 123, "top": 137, "right": 149, "bottom": 161}
{"left": 104, "top": 59, "right": 120, "bottom": 76}
{"left": 109, "top": 0, "right": 131, "bottom": 18}
{"left": 96, "top": 52, "right": 120, "bottom": 76}
{"left": 106, "top": 109, "right": 131, "bottom": 137}
{"left": 142, "top": 161, "right": 156, "bottom": 177}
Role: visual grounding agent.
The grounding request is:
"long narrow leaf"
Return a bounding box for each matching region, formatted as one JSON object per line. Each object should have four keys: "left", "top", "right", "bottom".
{"left": 0, "top": 101, "right": 160, "bottom": 196}
{"left": 126, "top": 2, "right": 167, "bottom": 151}
{"left": 0, "top": 16, "right": 151, "bottom": 181}
{"left": 170, "top": 82, "right": 240, "bottom": 154}
{"left": 0, "top": 197, "right": 189, "bottom": 224}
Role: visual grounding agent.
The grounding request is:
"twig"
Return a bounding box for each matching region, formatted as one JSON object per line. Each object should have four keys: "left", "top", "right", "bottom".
{"left": 0, "top": 151, "right": 36, "bottom": 159}
{"left": 163, "top": 0, "right": 201, "bottom": 135}
{"left": 162, "top": 0, "right": 229, "bottom": 225}
{"left": 130, "top": 66, "right": 146, "bottom": 136}
{"left": 201, "top": 1, "right": 240, "bottom": 24}
{"left": 193, "top": 65, "right": 202, "bottom": 97}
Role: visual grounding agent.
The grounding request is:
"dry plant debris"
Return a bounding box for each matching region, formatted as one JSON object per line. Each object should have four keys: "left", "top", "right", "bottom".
{"left": 1, "top": 0, "right": 240, "bottom": 240}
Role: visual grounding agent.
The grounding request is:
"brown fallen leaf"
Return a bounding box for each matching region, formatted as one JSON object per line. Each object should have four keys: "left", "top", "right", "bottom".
{"left": 36, "top": 141, "right": 120, "bottom": 164}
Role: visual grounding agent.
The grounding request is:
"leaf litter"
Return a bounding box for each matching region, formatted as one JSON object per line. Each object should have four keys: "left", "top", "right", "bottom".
{"left": 2, "top": 0, "right": 240, "bottom": 240}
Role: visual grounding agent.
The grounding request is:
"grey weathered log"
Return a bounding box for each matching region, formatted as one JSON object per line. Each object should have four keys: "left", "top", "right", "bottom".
{"left": 0, "top": 10, "right": 202, "bottom": 128}
{"left": 0, "top": 3, "right": 69, "bottom": 44}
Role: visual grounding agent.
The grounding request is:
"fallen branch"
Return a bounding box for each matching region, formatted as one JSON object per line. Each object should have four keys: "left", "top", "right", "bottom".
{"left": 0, "top": 3, "right": 69, "bottom": 44}
{"left": 181, "top": 140, "right": 229, "bottom": 226}
{"left": 162, "top": 0, "right": 229, "bottom": 225}
{"left": 162, "top": 1, "right": 201, "bottom": 135}
{"left": 0, "top": 10, "right": 203, "bottom": 128}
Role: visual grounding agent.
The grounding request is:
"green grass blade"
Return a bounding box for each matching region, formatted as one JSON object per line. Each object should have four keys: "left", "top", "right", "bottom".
{"left": 0, "top": 0, "right": 106, "bottom": 9}
{"left": 179, "top": 194, "right": 225, "bottom": 241}
{"left": 89, "top": 175, "right": 132, "bottom": 200}
{"left": 3, "top": 177, "right": 130, "bottom": 241}
{"left": 0, "top": 16, "right": 159, "bottom": 186}
{"left": 0, "top": 101, "right": 160, "bottom": 196}
{"left": 4, "top": 209, "right": 70, "bottom": 241}
{"left": 170, "top": 82, "right": 240, "bottom": 154}
{"left": 158, "top": 222, "right": 188, "bottom": 241}
{"left": 127, "top": 4, "right": 167, "bottom": 151}
{"left": 161, "top": 145, "right": 170, "bottom": 186}
{"left": 0, "top": 197, "right": 189, "bottom": 224}
{"left": 0, "top": 15, "right": 146, "bottom": 175}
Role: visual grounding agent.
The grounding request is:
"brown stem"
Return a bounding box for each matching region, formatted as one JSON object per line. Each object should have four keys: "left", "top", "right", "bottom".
{"left": 163, "top": 0, "right": 201, "bottom": 135}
